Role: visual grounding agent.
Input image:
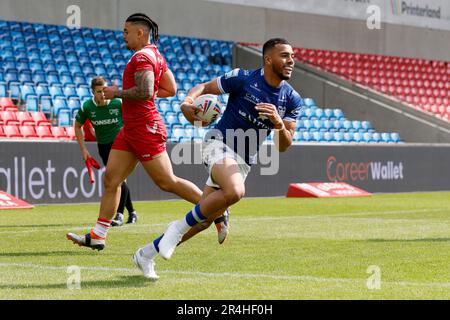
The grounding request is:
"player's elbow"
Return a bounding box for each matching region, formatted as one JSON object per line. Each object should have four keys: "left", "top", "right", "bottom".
{"left": 277, "top": 143, "right": 291, "bottom": 153}
{"left": 167, "top": 86, "right": 177, "bottom": 97}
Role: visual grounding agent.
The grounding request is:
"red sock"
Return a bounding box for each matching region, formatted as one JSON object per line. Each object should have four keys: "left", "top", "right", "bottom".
{"left": 91, "top": 218, "right": 112, "bottom": 239}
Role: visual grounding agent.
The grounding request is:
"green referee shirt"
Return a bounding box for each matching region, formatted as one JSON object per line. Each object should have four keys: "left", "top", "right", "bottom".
{"left": 75, "top": 98, "right": 123, "bottom": 144}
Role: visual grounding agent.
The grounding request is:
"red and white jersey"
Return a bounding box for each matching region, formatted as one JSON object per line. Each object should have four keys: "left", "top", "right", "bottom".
{"left": 121, "top": 44, "right": 168, "bottom": 130}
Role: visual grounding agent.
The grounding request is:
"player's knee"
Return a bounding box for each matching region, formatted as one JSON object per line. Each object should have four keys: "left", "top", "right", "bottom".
{"left": 155, "top": 176, "right": 177, "bottom": 192}
{"left": 223, "top": 185, "right": 245, "bottom": 206}
{"left": 103, "top": 173, "right": 122, "bottom": 192}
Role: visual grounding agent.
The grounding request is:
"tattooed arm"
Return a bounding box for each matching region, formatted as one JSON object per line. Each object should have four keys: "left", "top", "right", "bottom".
{"left": 103, "top": 70, "right": 155, "bottom": 100}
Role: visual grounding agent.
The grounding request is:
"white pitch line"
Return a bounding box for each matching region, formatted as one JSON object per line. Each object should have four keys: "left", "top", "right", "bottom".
{"left": 0, "top": 262, "right": 449, "bottom": 289}
{"left": 0, "top": 208, "right": 448, "bottom": 235}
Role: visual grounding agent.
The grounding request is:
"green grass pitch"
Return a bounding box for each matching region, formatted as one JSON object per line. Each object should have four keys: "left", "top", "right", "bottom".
{"left": 0, "top": 192, "right": 449, "bottom": 299}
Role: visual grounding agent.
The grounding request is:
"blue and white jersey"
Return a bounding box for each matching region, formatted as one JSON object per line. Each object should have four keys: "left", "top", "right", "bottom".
{"left": 207, "top": 68, "right": 303, "bottom": 165}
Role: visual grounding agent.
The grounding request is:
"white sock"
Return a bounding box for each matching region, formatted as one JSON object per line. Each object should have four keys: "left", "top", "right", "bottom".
{"left": 141, "top": 243, "right": 158, "bottom": 260}
{"left": 175, "top": 218, "right": 191, "bottom": 234}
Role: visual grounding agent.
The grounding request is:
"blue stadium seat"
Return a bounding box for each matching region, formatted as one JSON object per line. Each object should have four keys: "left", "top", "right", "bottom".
{"left": 314, "top": 108, "right": 326, "bottom": 120}
{"left": 172, "top": 128, "right": 185, "bottom": 142}
{"left": 46, "top": 74, "right": 60, "bottom": 86}
{"left": 302, "top": 131, "right": 312, "bottom": 142}
{"left": 333, "top": 132, "right": 344, "bottom": 142}
{"left": 26, "top": 96, "right": 39, "bottom": 112}
{"left": 49, "top": 85, "right": 64, "bottom": 99}
{"left": 381, "top": 132, "right": 392, "bottom": 143}
{"left": 171, "top": 101, "right": 182, "bottom": 113}
{"left": 312, "top": 131, "right": 324, "bottom": 142}
{"left": 323, "top": 119, "right": 334, "bottom": 132}
{"left": 353, "top": 132, "right": 362, "bottom": 142}
{"left": 5, "top": 71, "right": 19, "bottom": 84}
{"left": 158, "top": 99, "right": 172, "bottom": 114}
{"left": 293, "top": 131, "right": 302, "bottom": 142}
{"left": 53, "top": 97, "right": 69, "bottom": 115}
{"left": 361, "top": 121, "right": 375, "bottom": 133}
{"left": 301, "top": 108, "right": 314, "bottom": 120}
{"left": 67, "top": 98, "right": 81, "bottom": 113}
{"left": 323, "top": 132, "right": 334, "bottom": 142}
{"left": 372, "top": 132, "right": 381, "bottom": 143}
{"left": 20, "top": 84, "right": 36, "bottom": 101}
{"left": 333, "top": 109, "right": 344, "bottom": 120}
{"left": 76, "top": 87, "right": 90, "bottom": 100}
{"left": 342, "top": 120, "right": 352, "bottom": 132}
{"left": 63, "top": 86, "right": 78, "bottom": 99}
{"left": 362, "top": 132, "right": 373, "bottom": 143}
{"left": 9, "top": 83, "right": 20, "bottom": 99}
{"left": 58, "top": 110, "right": 71, "bottom": 126}
{"left": 19, "top": 73, "right": 32, "bottom": 84}
{"left": 36, "top": 84, "right": 50, "bottom": 99}
{"left": 343, "top": 132, "right": 353, "bottom": 142}
{"left": 390, "top": 132, "right": 401, "bottom": 143}
{"left": 313, "top": 119, "right": 325, "bottom": 132}
{"left": 0, "top": 83, "right": 6, "bottom": 97}
{"left": 303, "top": 98, "right": 316, "bottom": 108}
{"left": 178, "top": 113, "right": 191, "bottom": 127}
{"left": 165, "top": 112, "right": 180, "bottom": 127}
{"left": 351, "top": 121, "right": 362, "bottom": 132}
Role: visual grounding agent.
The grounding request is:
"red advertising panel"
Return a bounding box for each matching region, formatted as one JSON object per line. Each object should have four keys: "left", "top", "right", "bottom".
{"left": 0, "top": 191, "right": 34, "bottom": 210}
{"left": 287, "top": 183, "right": 372, "bottom": 198}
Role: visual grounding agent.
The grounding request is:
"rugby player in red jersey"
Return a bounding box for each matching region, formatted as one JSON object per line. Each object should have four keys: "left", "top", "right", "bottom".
{"left": 66, "top": 13, "right": 228, "bottom": 250}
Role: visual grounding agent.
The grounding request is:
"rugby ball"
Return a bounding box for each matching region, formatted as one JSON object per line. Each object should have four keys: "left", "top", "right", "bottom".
{"left": 193, "top": 94, "right": 222, "bottom": 127}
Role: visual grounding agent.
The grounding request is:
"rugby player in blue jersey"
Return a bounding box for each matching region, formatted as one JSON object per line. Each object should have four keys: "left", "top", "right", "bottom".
{"left": 132, "top": 38, "right": 303, "bottom": 279}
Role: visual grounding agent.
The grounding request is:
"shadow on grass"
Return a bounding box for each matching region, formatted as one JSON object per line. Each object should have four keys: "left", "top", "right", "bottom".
{"left": 0, "top": 275, "right": 153, "bottom": 290}
{"left": 365, "top": 238, "right": 450, "bottom": 243}
{"left": 0, "top": 224, "right": 85, "bottom": 229}
{"left": 0, "top": 251, "right": 112, "bottom": 257}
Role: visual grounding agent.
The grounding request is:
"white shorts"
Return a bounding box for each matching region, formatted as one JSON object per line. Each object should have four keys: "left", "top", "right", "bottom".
{"left": 202, "top": 139, "right": 251, "bottom": 189}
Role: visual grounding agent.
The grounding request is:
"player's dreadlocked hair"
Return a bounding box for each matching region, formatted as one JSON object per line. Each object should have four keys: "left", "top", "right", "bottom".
{"left": 126, "top": 13, "right": 159, "bottom": 43}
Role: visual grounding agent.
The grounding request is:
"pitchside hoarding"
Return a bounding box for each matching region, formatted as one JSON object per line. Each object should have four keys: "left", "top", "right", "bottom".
{"left": 206, "top": 0, "right": 450, "bottom": 31}
{"left": 0, "top": 141, "right": 449, "bottom": 204}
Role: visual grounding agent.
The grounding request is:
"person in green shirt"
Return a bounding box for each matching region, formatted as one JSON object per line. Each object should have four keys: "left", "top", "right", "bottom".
{"left": 75, "top": 76, "right": 137, "bottom": 226}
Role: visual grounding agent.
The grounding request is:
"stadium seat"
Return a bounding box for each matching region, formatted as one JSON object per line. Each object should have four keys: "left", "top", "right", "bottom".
{"left": 31, "top": 112, "right": 52, "bottom": 126}
{"left": 390, "top": 132, "right": 401, "bottom": 143}
{"left": 19, "top": 125, "right": 39, "bottom": 138}
{"left": 0, "top": 111, "right": 20, "bottom": 125}
{"left": 0, "top": 97, "right": 16, "bottom": 110}
{"left": 17, "top": 111, "right": 36, "bottom": 126}
{"left": 303, "top": 98, "right": 316, "bottom": 108}
{"left": 3, "top": 125, "right": 23, "bottom": 138}
{"left": 0, "top": 83, "right": 7, "bottom": 97}
{"left": 51, "top": 126, "right": 70, "bottom": 139}
{"left": 40, "top": 96, "right": 53, "bottom": 114}
{"left": 65, "top": 126, "right": 76, "bottom": 139}
{"left": 371, "top": 132, "right": 381, "bottom": 142}
{"left": 35, "top": 125, "right": 55, "bottom": 139}
{"left": 53, "top": 97, "right": 69, "bottom": 116}
{"left": 380, "top": 132, "right": 392, "bottom": 143}
{"left": 58, "top": 110, "right": 71, "bottom": 127}
{"left": 0, "top": 126, "right": 6, "bottom": 138}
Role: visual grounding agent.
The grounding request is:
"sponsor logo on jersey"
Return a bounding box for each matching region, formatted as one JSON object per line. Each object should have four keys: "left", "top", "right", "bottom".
{"left": 225, "top": 69, "right": 240, "bottom": 79}
{"left": 277, "top": 105, "right": 286, "bottom": 118}
{"left": 109, "top": 109, "right": 119, "bottom": 116}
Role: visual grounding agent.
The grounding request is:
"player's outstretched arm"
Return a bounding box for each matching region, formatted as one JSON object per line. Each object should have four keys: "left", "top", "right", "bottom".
{"left": 157, "top": 69, "right": 177, "bottom": 98}
{"left": 180, "top": 78, "right": 222, "bottom": 124}
{"left": 74, "top": 120, "right": 91, "bottom": 161}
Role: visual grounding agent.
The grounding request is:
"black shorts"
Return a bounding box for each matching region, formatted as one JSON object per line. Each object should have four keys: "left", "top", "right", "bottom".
{"left": 97, "top": 142, "right": 113, "bottom": 166}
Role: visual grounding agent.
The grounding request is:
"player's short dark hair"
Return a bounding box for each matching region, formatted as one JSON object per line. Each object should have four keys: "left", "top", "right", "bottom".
{"left": 126, "top": 13, "right": 159, "bottom": 43}
{"left": 262, "top": 38, "right": 291, "bottom": 61}
{"left": 91, "top": 76, "right": 106, "bottom": 91}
